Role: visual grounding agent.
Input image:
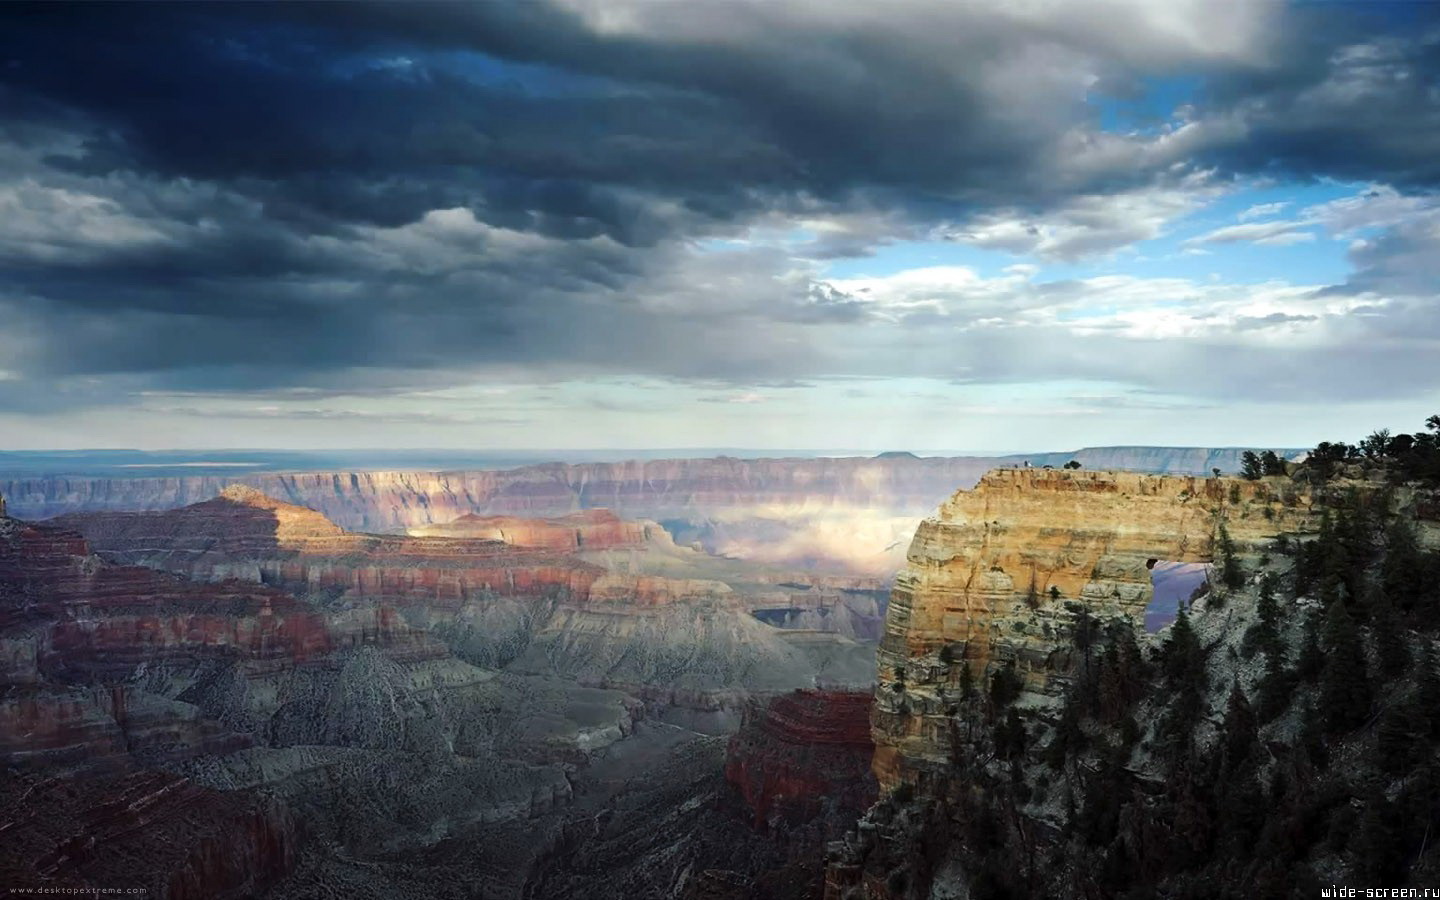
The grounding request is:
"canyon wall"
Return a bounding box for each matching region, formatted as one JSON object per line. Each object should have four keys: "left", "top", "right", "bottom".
{"left": 2, "top": 448, "right": 1292, "bottom": 531}
{"left": 871, "top": 467, "right": 1440, "bottom": 791}
{"left": 725, "top": 690, "right": 876, "bottom": 831}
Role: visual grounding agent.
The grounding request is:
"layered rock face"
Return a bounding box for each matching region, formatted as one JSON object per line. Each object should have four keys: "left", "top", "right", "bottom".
{"left": 52, "top": 488, "right": 607, "bottom": 616}
{"left": 0, "top": 495, "right": 652, "bottom": 899}
{"left": 53, "top": 490, "right": 879, "bottom": 695}
{"left": 5, "top": 450, "right": 1281, "bottom": 575}
{"left": 410, "top": 508, "right": 650, "bottom": 550}
{"left": 873, "top": 468, "right": 1336, "bottom": 790}
{"left": 4, "top": 457, "right": 1004, "bottom": 527}
{"left": 725, "top": 690, "right": 876, "bottom": 830}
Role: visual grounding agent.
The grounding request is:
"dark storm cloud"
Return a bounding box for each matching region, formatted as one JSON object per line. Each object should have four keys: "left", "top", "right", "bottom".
{"left": 0, "top": 0, "right": 1438, "bottom": 412}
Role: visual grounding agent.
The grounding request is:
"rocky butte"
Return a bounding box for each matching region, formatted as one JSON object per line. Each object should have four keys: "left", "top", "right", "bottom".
{"left": 870, "top": 467, "right": 1424, "bottom": 789}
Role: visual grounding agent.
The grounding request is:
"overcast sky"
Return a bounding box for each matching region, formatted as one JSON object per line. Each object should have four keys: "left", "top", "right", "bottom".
{"left": 1, "top": 1, "right": 1437, "bottom": 452}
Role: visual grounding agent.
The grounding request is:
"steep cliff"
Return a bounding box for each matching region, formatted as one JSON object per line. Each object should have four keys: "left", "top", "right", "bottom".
{"left": 872, "top": 467, "right": 1348, "bottom": 789}
{"left": 835, "top": 464, "right": 1440, "bottom": 899}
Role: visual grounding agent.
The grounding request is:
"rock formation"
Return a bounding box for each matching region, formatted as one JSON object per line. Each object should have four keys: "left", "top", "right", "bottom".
{"left": 3, "top": 449, "right": 1293, "bottom": 575}
{"left": 410, "top": 508, "right": 650, "bottom": 550}
{"left": 51, "top": 489, "right": 879, "bottom": 696}
{"left": 725, "top": 690, "right": 876, "bottom": 830}
{"left": 872, "top": 467, "right": 1440, "bottom": 790}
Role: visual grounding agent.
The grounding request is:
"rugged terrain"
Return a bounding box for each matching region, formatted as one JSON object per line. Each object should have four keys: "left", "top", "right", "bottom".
{"left": 50, "top": 487, "right": 878, "bottom": 696}
{"left": 831, "top": 453, "right": 1440, "bottom": 898}
{"left": 3, "top": 447, "right": 1294, "bottom": 576}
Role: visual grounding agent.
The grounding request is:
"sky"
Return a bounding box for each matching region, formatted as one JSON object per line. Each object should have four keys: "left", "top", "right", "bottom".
{"left": 0, "top": 1, "right": 1438, "bottom": 453}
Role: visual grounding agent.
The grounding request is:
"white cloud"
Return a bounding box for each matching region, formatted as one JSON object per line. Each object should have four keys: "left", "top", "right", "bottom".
{"left": 1238, "top": 201, "right": 1291, "bottom": 220}
{"left": 1184, "top": 219, "right": 1316, "bottom": 247}
{"left": 937, "top": 172, "right": 1226, "bottom": 260}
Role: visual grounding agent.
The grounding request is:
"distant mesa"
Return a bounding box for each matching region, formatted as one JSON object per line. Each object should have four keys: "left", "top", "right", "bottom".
{"left": 872, "top": 451, "right": 920, "bottom": 459}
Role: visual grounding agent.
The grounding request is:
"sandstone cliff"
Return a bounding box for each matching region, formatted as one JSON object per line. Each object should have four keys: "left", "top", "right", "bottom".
{"left": 871, "top": 467, "right": 1440, "bottom": 790}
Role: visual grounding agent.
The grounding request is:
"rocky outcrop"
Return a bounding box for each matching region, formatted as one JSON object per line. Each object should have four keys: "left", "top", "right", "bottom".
{"left": 0, "top": 515, "right": 334, "bottom": 684}
{"left": 410, "top": 509, "right": 651, "bottom": 550}
{"left": 725, "top": 690, "right": 876, "bottom": 830}
{"left": 872, "top": 467, "right": 1439, "bottom": 791}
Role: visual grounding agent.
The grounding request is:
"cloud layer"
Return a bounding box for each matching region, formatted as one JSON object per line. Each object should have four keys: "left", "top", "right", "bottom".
{"left": 0, "top": 2, "right": 1437, "bottom": 447}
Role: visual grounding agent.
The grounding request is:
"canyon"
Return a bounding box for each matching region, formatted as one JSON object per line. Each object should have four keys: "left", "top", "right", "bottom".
{"left": 3, "top": 447, "right": 1292, "bottom": 578}
{"left": 1, "top": 480, "right": 888, "bottom": 898}
{"left": 10, "top": 447, "right": 1394, "bottom": 899}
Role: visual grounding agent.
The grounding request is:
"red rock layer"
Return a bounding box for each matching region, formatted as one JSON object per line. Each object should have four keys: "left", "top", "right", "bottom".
{"left": 724, "top": 690, "right": 877, "bottom": 830}
{"left": 411, "top": 508, "right": 650, "bottom": 550}
{"left": 54, "top": 491, "right": 729, "bottom": 610}
{"left": 0, "top": 518, "right": 333, "bottom": 681}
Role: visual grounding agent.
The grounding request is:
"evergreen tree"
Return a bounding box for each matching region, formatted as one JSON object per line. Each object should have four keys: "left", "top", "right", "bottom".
{"left": 958, "top": 661, "right": 975, "bottom": 701}
{"left": 1296, "top": 611, "right": 1324, "bottom": 684}
{"left": 1253, "top": 573, "right": 1284, "bottom": 661}
{"left": 1218, "top": 683, "right": 1259, "bottom": 780}
{"left": 1163, "top": 605, "right": 1203, "bottom": 690}
{"left": 1382, "top": 517, "right": 1425, "bottom": 612}
{"left": 1369, "top": 591, "right": 1410, "bottom": 679}
{"left": 1046, "top": 690, "right": 1084, "bottom": 769}
{"left": 1418, "top": 643, "right": 1440, "bottom": 738}
{"left": 1352, "top": 793, "right": 1407, "bottom": 886}
{"left": 1240, "top": 451, "right": 1263, "bottom": 480}
{"left": 989, "top": 659, "right": 1023, "bottom": 710}
{"left": 995, "top": 707, "right": 1027, "bottom": 761}
{"left": 1260, "top": 450, "right": 1287, "bottom": 476}
{"left": 1217, "top": 523, "right": 1244, "bottom": 590}
{"left": 1320, "top": 599, "right": 1373, "bottom": 732}
{"left": 1377, "top": 693, "right": 1424, "bottom": 775}
{"left": 1160, "top": 606, "right": 1207, "bottom": 754}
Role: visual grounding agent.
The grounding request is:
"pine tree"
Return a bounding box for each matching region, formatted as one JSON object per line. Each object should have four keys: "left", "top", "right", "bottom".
{"left": 1382, "top": 517, "right": 1424, "bottom": 612}
{"left": 1253, "top": 573, "right": 1284, "bottom": 661}
{"left": 1163, "top": 605, "right": 1203, "bottom": 690}
{"left": 1260, "top": 450, "right": 1287, "bottom": 476}
{"left": 1352, "top": 793, "right": 1407, "bottom": 886}
{"left": 1046, "top": 690, "right": 1084, "bottom": 769}
{"left": 1218, "top": 683, "right": 1259, "bottom": 780}
{"left": 1217, "top": 522, "right": 1245, "bottom": 590}
{"left": 1297, "top": 611, "right": 1324, "bottom": 684}
{"left": 1160, "top": 606, "right": 1207, "bottom": 755}
{"left": 1241, "top": 451, "right": 1263, "bottom": 480}
{"left": 1418, "top": 643, "right": 1440, "bottom": 738}
{"left": 1377, "top": 693, "right": 1424, "bottom": 775}
{"left": 1369, "top": 591, "right": 1410, "bottom": 679}
{"left": 1320, "top": 599, "right": 1372, "bottom": 732}
{"left": 989, "top": 659, "right": 1023, "bottom": 710}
